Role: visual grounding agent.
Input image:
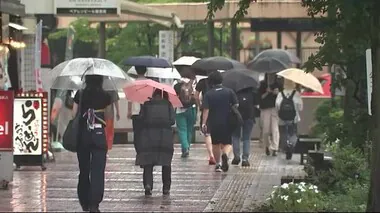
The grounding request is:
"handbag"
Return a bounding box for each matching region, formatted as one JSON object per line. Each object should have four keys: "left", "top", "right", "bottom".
{"left": 62, "top": 90, "right": 83, "bottom": 152}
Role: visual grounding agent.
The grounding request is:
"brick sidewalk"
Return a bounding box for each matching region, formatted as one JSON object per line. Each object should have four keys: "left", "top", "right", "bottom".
{"left": 0, "top": 142, "right": 304, "bottom": 212}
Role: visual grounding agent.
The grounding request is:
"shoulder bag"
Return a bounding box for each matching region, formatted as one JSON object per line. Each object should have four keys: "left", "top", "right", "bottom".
{"left": 62, "top": 90, "right": 83, "bottom": 152}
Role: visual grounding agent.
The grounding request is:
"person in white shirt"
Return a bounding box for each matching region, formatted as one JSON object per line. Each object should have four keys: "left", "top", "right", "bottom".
{"left": 127, "top": 66, "right": 147, "bottom": 165}
{"left": 275, "top": 79, "right": 303, "bottom": 160}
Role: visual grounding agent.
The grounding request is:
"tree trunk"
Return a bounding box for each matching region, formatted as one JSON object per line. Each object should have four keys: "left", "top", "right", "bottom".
{"left": 368, "top": 0, "right": 380, "bottom": 211}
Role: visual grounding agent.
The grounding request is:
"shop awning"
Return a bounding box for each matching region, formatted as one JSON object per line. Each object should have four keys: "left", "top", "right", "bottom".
{"left": 0, "top": 0, "right": 25, "bottom": 16}
{"left": 86, "top": 0, "right": 184, "bottom": 28}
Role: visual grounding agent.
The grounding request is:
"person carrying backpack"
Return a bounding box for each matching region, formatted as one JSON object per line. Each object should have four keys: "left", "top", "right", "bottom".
{"left": 231, "top": 88, "right": 259, "bottom": 167}
{"left": 174, "top": 73, "right": 197, "bottom": 158}
{"left": 275, "top": 79, "right": 303, "bottom": 160}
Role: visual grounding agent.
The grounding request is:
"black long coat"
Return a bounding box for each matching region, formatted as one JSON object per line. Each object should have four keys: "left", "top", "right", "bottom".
{"left": 136, "top": 98, "right": 175, "bottom": 167}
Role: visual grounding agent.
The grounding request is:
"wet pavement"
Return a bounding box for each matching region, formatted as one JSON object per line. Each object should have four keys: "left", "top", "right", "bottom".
{"left": 0, "top": 142, "right": 304, "bottom": 212}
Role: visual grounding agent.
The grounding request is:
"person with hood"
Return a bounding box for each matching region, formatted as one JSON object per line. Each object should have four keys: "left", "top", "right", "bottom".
{"left": 136, "top": 89, "right": 175, "bottom": 196}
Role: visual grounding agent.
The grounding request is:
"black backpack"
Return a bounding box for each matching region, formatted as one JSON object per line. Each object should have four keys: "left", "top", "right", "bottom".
{"left": 236, "top": 89, "right": 254, "bottom": 119}
{"left": 278, "top": 90, "right": 297, "bottom": 121}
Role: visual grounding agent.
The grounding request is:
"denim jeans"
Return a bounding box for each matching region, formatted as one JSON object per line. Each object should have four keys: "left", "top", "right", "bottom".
{"left": 232, "top": 119, "right": 255, "bottom": 161}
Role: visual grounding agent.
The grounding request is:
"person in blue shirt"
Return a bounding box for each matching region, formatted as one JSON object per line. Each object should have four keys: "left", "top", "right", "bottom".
{"left": 201, "top": 71, "right": 239, "bottom": 172}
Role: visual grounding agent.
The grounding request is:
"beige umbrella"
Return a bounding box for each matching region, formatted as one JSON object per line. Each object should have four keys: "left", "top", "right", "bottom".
{"left": 277, "top": 68, "right": 324, "bottom": 94}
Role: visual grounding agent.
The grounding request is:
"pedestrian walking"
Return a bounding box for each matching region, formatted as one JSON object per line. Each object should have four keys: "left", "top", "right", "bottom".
{"left": 104, "top": 91, "right": 120, "bottom": 152}
{"left": 201, "top": 71, "right": 239, "bottom": 172}
{"left": 136, "top": 89, "right": 175, "bottom": 196}
{"left": 231, "top": 88, "right": 259, "bottom": 167}
{"left": 195, "top": 77, "right": 216, "bottom": 165}
{"left": 259, "top": 74, "right": 281, "bottom": 156}
{"left": 276, "top": 79, "right": 303, "bottom": 160}
{"left": 127, "top": 66, "right": 147, "bottom": 165}
{"left": 72, "top": 75, "right": 112, "bottom": 212}
{"left": 174, "top": 69, "right": 197, "bottom": 158}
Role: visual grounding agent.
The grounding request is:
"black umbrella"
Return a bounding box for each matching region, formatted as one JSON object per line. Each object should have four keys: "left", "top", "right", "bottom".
{"left": 222, "top": 69, "right": 259, "bottom": 92}
{"left": 123, "top": 56, "right": 171, "bottom": 68}
{"left": 247, "top": 49, "right": 300, "bottom": 73}
{"left": 191, "top": 56, "right": 246, "bottom": 74}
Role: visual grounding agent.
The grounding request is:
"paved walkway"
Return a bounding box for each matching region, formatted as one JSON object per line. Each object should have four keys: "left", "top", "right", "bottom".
{"left": 0, "top": 142, "right": 304, "bottom": 212}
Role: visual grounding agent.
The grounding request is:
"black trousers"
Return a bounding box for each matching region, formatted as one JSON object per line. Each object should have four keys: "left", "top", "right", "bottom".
{"left": 143, "top": 165, "right": 171, "bottom": 191}
{"left": 77, "top": 131, "right": 107, "bottom": 208}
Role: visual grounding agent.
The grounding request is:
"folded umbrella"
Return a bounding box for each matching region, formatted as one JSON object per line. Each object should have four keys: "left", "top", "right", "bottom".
{"left": 123, "top": 56, "right": 171, "bottom": 68}
{"left": 123, "top": 79, "right": 183, "bottom": 108}
{"left": 222, "top": 69, "right": 259, "bottom": 92}
{"left": 276, "top": 68, "right": 323, "bottom": 94}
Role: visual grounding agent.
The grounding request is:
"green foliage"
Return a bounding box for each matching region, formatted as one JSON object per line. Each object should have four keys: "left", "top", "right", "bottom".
{"left": 206, "top": 0, "right": 255, "bottom": 21}
{"left": 48, "top": 18, "right": 243, "bottom": 65}
{"left": 322, "top": 183, "right": 369, "bottom": 212}
{"left": 301, "top": 0, "right": 372, "bottom": 73}
{"left": 311, "top": 98, "right": 370, "bottom": 150}
{"left": 266, "top": 182, "right": 322, "bottom": 212}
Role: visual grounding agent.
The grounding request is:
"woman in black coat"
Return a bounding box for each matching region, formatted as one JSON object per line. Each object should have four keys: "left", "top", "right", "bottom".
{"left": 136, "top": 89, "right": 175, "bottom": 196}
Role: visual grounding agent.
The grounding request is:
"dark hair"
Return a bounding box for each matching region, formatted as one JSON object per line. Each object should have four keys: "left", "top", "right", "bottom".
{"left": 152, "top": 89, "right": 169, "bottom": 100}
{"left": 85, "top": 75, "right": 103, "bottom": 89}
{"left": 135, "top": 66, "right": 147, "bottom": 75}
{"left": 180, "top": 67, "right": 196, "bottom": 80}
{"left": 208, "top": 70, "right": 223, "bottom": 86}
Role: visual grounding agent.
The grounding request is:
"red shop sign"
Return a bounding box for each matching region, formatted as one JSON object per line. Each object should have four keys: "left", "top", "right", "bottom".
{"left": 0, "top": 91, "right": 14, "bottom": 151}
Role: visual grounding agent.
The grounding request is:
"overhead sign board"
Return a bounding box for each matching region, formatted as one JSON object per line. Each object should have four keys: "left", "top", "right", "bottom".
{"left": 54, "top": 0, "right": 120, "bottom": 16}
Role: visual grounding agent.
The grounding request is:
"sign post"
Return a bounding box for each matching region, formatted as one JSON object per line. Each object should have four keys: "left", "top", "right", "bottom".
{"left": 366, "top": 49, "right": 373, "bottom": 115}
{"left": 13, "top": 92, "right": 49, "bottom": 171}
{"left": 159, "top": 30, "right": 174, "bottom": 63}
{"left": 0, "top": 91, "right": 14, "bottom": 189}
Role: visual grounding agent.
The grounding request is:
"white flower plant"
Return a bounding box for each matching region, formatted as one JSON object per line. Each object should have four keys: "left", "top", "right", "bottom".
{"left": 266, "top": 182, "right": 322, "bottom": 212}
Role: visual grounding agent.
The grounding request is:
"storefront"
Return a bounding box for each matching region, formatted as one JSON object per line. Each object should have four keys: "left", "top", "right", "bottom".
{"left": 0, "top": 0, "right": 25, "bottom": 91}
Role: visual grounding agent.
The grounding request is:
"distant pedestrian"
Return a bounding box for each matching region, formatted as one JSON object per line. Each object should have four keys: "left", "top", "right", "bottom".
{"left": 231, "top": 88, "right": 259, "bottom": 167}
{"left": 136, "top": 89, "right": 175, "bottom": 196}
{"left": 276, "top": 79, "right": 303, "bottom": 160}
{"left": 127, "top": 66, "right": 147, "bottom": 165}
{"left": 201, "top": 71, "right": 239, "bottom": 172}
{"left": 72, "top": 75, "right": 112, "bottom": 212}
{"left": 259, "top": 74, "right": 281, "bottom": 156}
{"left": 195, "top": 76, "right": 216, "bottom": 165}
{"left": 174, "top": 69, "right": 197, "bottom": 158}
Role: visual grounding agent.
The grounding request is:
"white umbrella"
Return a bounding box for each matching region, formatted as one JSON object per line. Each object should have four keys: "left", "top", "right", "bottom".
{"left": 277, "top": 68, "right": 323, "bottom": 94}
{"left": 173, "top": 56, "right": 200, "bottom": 66}
{"left": 50, "top": 58, "right": 131, "bottom": 91}
{"left": 127, "top": 66, "right": 181, "bottom": 79}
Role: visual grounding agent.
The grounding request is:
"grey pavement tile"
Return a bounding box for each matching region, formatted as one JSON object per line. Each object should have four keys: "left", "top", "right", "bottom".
{"left": 1, "top": 142, "right": 303, "bottom": 212}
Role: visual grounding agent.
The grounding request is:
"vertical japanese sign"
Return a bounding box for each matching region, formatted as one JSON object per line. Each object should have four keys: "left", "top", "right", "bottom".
{"left": 13, "top": 95, "right": 43, "bottom": 155}
{"left": 159, "top": 30, "right": 174, "bottom": 63}
{"left": 65, "top": 25, "right": 76, "bottom": 61}
{"left": 35, "top": 20, "right": 43, "bottom": 92}
{"left": 0, "top": 91, "right": 14, "bottom": 151}
{"left": 366, "top": 49, "right": 372, "bottom": 115}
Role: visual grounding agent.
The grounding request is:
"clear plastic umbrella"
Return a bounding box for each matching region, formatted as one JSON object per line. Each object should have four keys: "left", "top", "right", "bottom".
{"left": 50, "top": 58, "right": 131, "bottom": 91}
